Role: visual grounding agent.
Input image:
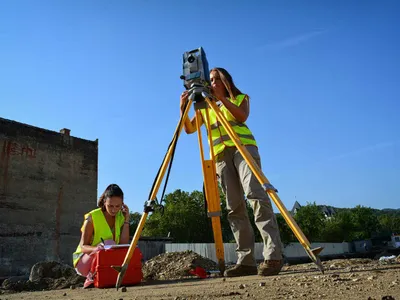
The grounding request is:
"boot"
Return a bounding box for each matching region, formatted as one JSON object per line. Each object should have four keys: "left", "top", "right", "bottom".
{"left": 257, "top": 260, "right": 283, "bottom": 276}
{"left": 224, "top": 264, "right": 257, "bottom": 277}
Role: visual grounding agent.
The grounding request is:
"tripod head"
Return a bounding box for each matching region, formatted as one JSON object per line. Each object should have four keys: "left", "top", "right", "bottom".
{"left": 180, "top": 47, "right": 211, "bottom": 103}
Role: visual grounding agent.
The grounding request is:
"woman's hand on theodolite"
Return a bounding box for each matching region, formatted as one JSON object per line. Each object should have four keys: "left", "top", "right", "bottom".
{"left": 180, "top": 90, "right": 189, "bottom": 111}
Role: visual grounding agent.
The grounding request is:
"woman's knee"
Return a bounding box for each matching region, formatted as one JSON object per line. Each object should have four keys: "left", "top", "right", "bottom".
{"left": 75, "top": 254, "right": 93, "bottom": 277}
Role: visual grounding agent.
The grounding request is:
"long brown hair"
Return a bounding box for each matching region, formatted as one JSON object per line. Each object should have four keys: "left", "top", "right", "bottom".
{"left": 210, "top": 67, "right": 247, "bottom": 100}
{"left": 97, "top": 184, "right": 124, "bottom": 210}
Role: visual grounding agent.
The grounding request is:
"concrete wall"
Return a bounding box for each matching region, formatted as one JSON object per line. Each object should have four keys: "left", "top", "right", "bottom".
{"left": 137, "top": 239, "right": 171, "bottom": 261}
{"left": 353, "top": 239, "right": 373, "bottom": 253}
{"left": 283, "top": 242, "right": 351, "bottom": 258}
{"left": 165, "top": 242, "right": 353, "bottom": 264}
{"left": 0, "top": 118, "right": 98, "bottom": 277}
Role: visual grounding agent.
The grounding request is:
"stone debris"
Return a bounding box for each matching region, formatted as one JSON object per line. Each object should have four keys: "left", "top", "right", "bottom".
{"left": 222, "top": 291, "right": 241, "bottom": 296}
{"left": 29, "top": 261, "right": 76, "bottom": 282}
{"left": 1, "top": 261, "right": 85, "bottom": 292}
{"left": 381, "top": 296, "right": 396, "bottom": 300}
{"left": 142, "top": 250, "right": 219, "bottom": 280}
{"left": 378, "top": 255, "right": 397, "bottom": 265}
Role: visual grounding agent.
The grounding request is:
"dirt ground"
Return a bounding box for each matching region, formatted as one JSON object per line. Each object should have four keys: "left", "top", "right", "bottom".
{"left": 2, "top": 253, "right": 400, "bottom": 300}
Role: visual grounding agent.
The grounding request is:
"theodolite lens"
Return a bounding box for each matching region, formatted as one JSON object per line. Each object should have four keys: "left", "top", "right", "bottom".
{"left": 188, "top": 55, "right": 195, "bottom": 63}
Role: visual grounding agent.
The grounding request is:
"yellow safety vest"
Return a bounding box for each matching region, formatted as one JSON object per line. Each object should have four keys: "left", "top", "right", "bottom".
{"left": 200, "top": 94, "right": 257, "bottom": 156}
{"left": 72, "top": 208, "right": 125, "bottom": 267}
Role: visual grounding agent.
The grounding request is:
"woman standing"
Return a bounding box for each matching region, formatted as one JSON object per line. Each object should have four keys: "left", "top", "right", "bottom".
{"left": 180, "top": 68, "right": 283, "bottom": 277}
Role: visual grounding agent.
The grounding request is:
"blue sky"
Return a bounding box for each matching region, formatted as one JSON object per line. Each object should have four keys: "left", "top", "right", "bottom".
{"left": 1, "top": 0, "right": 399, "bottom": 214}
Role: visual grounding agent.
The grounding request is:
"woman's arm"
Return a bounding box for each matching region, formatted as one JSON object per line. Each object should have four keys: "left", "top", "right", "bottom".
{"left": 180, "top": 90, "right": 203, "bottom": 134}
{"left": 219, "top": 95, "right": 250, "bottom": 123}
{"left": 120, "top": 222, "right": 130, "bottom": 244}
{"left": 79, "top": 215, "right": 98, "bottom": 254}
{"left": 119, "top": 204, "right": 130, "bottom": 244}
{"left": 182, "top": 114, "right": 201, "bottom": 134}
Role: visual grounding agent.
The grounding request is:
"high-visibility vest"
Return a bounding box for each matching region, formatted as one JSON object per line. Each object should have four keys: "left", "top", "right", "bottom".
{"left": 200, "top": 94, "right": 257, "bottom": 156}
{"left": 72, "top": 208, "right": 125, "bottom": 267}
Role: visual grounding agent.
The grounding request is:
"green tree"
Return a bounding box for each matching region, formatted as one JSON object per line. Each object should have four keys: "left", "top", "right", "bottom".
{"left": 136, "top": 187, "right": 399, "bottom": 244}
{"left": 321, "top": 211, "right": 354, "bottom": 242}
{"left": 378, "top": 214, "right": 400, "bottom": 234}
{"left": 141, "top": 189, "right": 235, "bottom": 243}
{"left": 350, "top": 205, "right": 380, "bottom": 240}
{"left": 294, "top": 202, "right": 325, "bottom": 241}
{"left": 128, "top": 212, "right": 142, "bottom": 236}
{"left": 276, "top": 214, "right": 296, "bottom": 245}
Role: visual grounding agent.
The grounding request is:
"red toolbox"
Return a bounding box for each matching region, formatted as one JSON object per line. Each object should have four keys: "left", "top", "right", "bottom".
{"left": 92, "top": 246, "right": 143, "bottom": 288}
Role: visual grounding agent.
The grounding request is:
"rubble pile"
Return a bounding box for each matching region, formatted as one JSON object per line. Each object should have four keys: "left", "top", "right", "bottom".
{"left": 142, "top": 250, "right": 219, "bottom": 280}
{"left": 378, "top": 255, "right": 400, "bottom": 265}
{"left": 1, "top": 261, "right": 84, "bottom": 293}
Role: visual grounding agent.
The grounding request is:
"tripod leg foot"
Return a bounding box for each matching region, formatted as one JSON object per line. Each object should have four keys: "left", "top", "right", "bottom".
{"left": 218, "top": 259, "right": 225, "bottom": 276}
{"left": 305, "top": 247, "right": 324, "bottom": 274}
{"left": 115, "top": 264, "right": 128, "bottom": 290}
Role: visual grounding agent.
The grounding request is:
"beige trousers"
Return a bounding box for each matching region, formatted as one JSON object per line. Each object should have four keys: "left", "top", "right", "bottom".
{"left": 216, "top": 145, "right": 283, "bottom": 266}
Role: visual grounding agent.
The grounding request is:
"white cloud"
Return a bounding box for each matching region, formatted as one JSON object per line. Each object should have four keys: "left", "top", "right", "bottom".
{"left": 258, "top": 30, "right": 326, "bottom": 51}
{"left": 327, "top": 142, "right": 395, "bottom": 161}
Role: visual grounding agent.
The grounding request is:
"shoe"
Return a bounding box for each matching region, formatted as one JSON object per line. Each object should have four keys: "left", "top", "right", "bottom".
{"left": 83, "top": 271, "right": 95, "bottom": 288}
{"left": 258, "top": 260, "right": 283, "bottom": 276}
{"left": 224, "top": 264, "right": 257, "bottom": 277}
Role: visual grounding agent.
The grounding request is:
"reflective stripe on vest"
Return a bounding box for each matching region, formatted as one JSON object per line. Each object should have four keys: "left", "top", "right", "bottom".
{"left": 72, "top": 208, "right": 125, "bottom": 267}
{"left": 213, "top": 134, "right": 255, "bottom": 146}
{"left": 200, "top": 94, "right": 257, "bottom": 156}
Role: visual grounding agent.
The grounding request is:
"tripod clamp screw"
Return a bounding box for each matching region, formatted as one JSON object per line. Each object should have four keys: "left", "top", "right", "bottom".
{"left": 144, "top": 200, "right": 157, "bottom": 213}
{"left": 144, "top": 199, "right": 165, "bottom": 215}
{"left": 263, "top": 183, "right": 278, "bottom": 193}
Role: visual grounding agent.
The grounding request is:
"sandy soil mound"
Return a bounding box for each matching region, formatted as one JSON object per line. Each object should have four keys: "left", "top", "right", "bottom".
{"left": 142, "top": 250, "right": 219, "bottom": 280}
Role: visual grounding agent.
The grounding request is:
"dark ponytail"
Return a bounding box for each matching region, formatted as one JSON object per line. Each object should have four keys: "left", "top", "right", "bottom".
{"left": 97, "top": 184, "right": 124, "bottom": 209}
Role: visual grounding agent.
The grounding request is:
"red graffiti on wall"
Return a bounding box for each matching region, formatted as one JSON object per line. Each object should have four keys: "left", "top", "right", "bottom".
{"left": 1, "top": 140, "right": 37, "bottom": 192}
{"left": 4, "top": 141, "right": 36, "bottom": 158}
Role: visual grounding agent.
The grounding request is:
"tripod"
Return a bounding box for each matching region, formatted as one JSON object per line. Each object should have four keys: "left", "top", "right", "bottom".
{"left": 113, "top": 90, "right": 324, "bottom": 289}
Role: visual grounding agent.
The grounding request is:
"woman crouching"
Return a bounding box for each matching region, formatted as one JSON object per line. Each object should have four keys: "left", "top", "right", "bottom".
{"left": 72, "top": 184, "right": 130, "bottom": 287}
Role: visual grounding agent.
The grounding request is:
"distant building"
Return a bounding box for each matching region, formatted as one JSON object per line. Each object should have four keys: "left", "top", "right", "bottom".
{"left": 320, "top": 205, "right": 336, "bottom": 219}
{"left": 290, "top": 201, "right": 336, "bottom": 219}
{"left": 291, "top": 201, "right": 302, "bottom": 215}
{"left": 0, "top": 117, "right": 98, "bottom": 277}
